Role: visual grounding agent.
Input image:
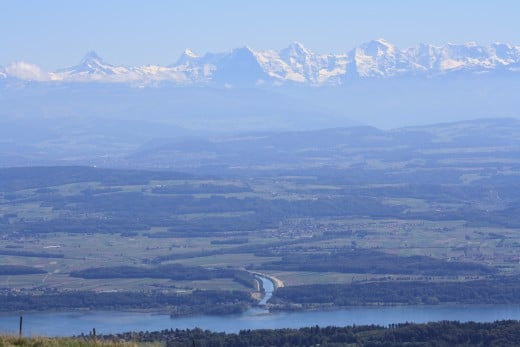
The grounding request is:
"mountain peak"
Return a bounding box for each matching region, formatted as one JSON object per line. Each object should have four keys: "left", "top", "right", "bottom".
{"left": 361, "top": 38, "right": 395, "bottom": 49}
{"left": 174, "top": 49, "right": 200, "bottom": 66}
{"left": 356, "top": 39, "right": 397, "bottom": 60}
{"left": 226, "top": 46, "right": 259, "bottom": 60}
{"left": 183, "top": 49, "right": 199, "bottom": 58}
{"left": 54, "top": 50, "right": 122, "bottom": 76}
{"left": 81, "top": 51, "right": 104, "bottom": 64}
{"left": 282, "top": 41, "right": 311, "bottom": 55}
{"left": 288, "top": 41, "right": 307, "bottom": 50}
{"left": 212, "top": 46, "right": 268, "bottom": 85}
{"left": 374, "top": 38, "right": 392, "bottom": 46}
{"left": 7, "top": 40, "right": 520, "bottom": 85}
{"left": 233, "top": 46, "right": 256, "bottom": 54}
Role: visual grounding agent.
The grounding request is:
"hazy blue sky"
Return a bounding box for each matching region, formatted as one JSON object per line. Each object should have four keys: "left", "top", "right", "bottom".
{"left": 1, "top": 0, "right": 519, "bottom": 70}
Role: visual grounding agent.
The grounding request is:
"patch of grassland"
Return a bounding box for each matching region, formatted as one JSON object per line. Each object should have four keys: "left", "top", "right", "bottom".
{"left": 265, "top": 271, "right": 360, "bottom": 286}
{"left": 167, "top": 253, "right": 281, "bottom": 267}
{"left": 171, "top": 278, "right": 250, "bottom": 291}
{"left": 2, "top": 161, "right": 520, "bottom": 299}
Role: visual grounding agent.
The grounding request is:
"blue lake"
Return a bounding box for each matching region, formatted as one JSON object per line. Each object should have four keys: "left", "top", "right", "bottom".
{"left": 2, "top": 305, "right": 520, "bottom": 337}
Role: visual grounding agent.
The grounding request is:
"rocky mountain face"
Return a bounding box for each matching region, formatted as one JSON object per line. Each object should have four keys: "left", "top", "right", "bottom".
{"left": 2, "top": 39, "right": 519, "bottom": 86}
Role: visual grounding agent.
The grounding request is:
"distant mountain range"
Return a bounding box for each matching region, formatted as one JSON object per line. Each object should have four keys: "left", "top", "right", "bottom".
{"left": 2, "top": 39, "right": 520, "bottom": 86}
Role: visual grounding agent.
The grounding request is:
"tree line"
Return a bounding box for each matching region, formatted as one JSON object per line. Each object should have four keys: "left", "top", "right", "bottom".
{"left": 270, "top": 276, "right": 520, "bottom": 307}
{"left": 99, "top": 320, "right": 520, "bottom": 346}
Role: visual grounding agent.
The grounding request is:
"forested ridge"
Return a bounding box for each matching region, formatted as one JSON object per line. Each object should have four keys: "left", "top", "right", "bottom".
{"left": 100, "top": 320, "right": 520, "bottom": 346}
{"left": 0, "top": 290, "right": 255, "bottom": 316}
{"left": 270, "top": 277, "right": 520, "bottom": 307}
{"left": 256, "top": 249, "right": 495, "bottom": 276}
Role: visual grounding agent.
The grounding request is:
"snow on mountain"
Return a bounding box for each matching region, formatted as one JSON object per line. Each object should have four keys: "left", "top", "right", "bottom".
{"left": 253, "top": 48, "right": 296, "bottom": 82}
{"left": 53, "top": 51, "right": 130, "bottom": 80}
{"left": 175, "top": 48, "right": 200, "bottom": 65}
{"left": 170, "top": 49, "right": 223, "bottom": 82}
{"left": 490, "top": 42, "right": 520, "bottom": 64}
{"left": 436, "top": 42, "right": 495, "bottom": 72}
{"left": 3, "top": 40, "right": 520, "bottom": 85}
{"left": 488, "top": 43, "right": 520, "bottom": 72}
{"left": 209, "top": 46, "right": 273, "bottom": 86}
{"left": 131, "top": 65, "right": 189, "bottom": 84}
{"left": 51, "top": 51, "right": 188, "bottom": 84}
{"left": 278, "top": 41, "right": 317, "bottom": 82}
{"left": 350, "top": 38, "right": 401, "bottom": 77}
{"left": 402, "top": 43, "right": 441, "bottom": 74}
{"left": 253, "top": 42, "right": 348, "bottom": 84}
{"left": 404, "top": 42, "right": 520, "bottom": 75}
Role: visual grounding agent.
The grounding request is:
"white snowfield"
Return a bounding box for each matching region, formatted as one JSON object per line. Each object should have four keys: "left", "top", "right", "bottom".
{"left": 2, "top": 39, "right": 519, "bottom": 85}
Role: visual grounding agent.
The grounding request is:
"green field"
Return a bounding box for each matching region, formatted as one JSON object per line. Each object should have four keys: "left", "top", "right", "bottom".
{"left": 1, "top": 119, "right": 520, "bottom": 312}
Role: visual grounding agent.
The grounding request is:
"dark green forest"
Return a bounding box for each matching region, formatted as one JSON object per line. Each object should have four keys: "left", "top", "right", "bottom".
{"left": 255, "top": 249, "right": 495, "bottom": 276}
{"left": 0, "top": 290, "right": 254, "bottom": 316}
{"left": 101, "top": 320, "right": 520, "bottom": 346}
{"left": 271, "top": 277, "right": 520, "bottom": 307}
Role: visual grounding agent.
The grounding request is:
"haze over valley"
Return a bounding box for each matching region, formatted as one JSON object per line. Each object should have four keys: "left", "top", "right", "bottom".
{"left": 2, "top": 1, "right": 520, "bottom": 345}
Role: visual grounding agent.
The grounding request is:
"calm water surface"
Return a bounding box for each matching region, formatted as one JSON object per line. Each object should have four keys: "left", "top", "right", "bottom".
{"left": 2, "top": 305, "right": 520, "bottom": 337}
{"left": 2, "top": 276, "right": 520, "bottom": 336}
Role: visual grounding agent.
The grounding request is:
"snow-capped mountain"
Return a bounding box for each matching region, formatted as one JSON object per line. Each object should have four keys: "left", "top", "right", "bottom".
{"left": 212, "top": 47, "right": 272, "bottom": 85}
{"left": 3, "top": 40, "right": 520, "bottom": 86}
{"left": 51, "top": 51, "right": 130, "bottom": 82}
{"left": 51, "top": 51, "right": 187, "bottom": 83}
{"left": 349, "top": 39, "right": 400, "bottom": 77}
{"left": 59, "top": 51, "right": 127, "bottom": 75}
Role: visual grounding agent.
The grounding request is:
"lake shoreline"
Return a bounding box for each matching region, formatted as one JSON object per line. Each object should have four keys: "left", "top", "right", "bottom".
{"left": 3, "top": 302, "right": 519, "bottom": 315}
{"left": 3, "top": 303, "right": 520, "bottom": 337}
{"left": 3, "top": 301, "right": 520, "bottom": 318}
